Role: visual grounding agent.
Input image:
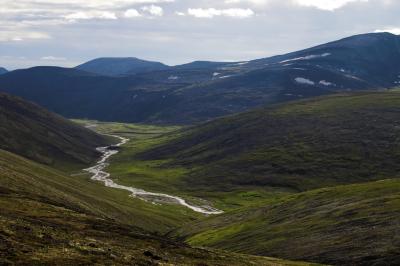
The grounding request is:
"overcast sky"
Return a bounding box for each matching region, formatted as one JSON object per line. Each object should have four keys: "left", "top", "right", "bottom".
{"left": 1, "top": 0, "right": 400, "bottom": 69}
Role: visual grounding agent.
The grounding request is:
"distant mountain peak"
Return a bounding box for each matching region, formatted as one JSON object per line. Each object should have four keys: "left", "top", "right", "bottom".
{"left": 75, "top": 57, "right": 170, "bottom": 76}
{"left": 0, "top": 67, "right": 8, "bottom": 75}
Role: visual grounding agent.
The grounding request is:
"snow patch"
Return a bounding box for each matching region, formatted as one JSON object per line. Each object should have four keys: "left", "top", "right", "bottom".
{"left": 280, "top": 53, "right": 331, "bottom": 63}
{"left": 213, "top": 72, "right": 221, "bottom": 77}
{"left": 219, "top": 75, "right": 233, "bottom": 79}
{"left": 168, "top": 75, "right": 179, "bottom": 80}
{"left": 319, "top": 80, "right": 336, "bottom": 86}
{"left": 295, "top": 77, "right": 315, "bottom": 85}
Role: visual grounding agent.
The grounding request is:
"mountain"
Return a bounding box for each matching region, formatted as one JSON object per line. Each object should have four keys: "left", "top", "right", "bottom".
{"left": 0, "top": 97, "right": 308, "bottom": 266}
{"left": 0, "top": 66, "right": 186, "bottom": 123}
{"left": 0, "top": 92, "right": 111, "bottom": 170}
{"left": 176, "top": 179, "right": 400, "bottom": 265}
{"left": 76, "top": 57, "right": 170, "bottom": 76}
{"left": 137, "top": 90, "right": 400, "bottom": 194}
{"left": 0, "top": 67, "right": 8, "bottom": 75}
{"left": 157, "top": 32, "right": 400, "bottom": 123}
{"left": 1, "top": 32, "right": 400, "bottom": 124}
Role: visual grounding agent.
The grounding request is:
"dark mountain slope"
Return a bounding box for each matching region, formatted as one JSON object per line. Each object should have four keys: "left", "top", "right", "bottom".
{"left": 0, "top": 67, "right": 185, "bottom": 123}
{"left": 162, "top": 32, "right": 400, "bottom": 123}
{"left": 1, "top": 33, "right": 399, "bottom": 124}
{"left": 139, "top": 90, "right": 400, "bottom": 192}
{"left": 76, "top": 57, "right": 170, "bottom": 76}
{"left": 176, "top": 178, "right": 400, "bottom": 265}
{"left": 0, "top": 67, "right": 7, "bottom": 75}
{"left": 0, "top": 92, "right": 111, "bottom": 170}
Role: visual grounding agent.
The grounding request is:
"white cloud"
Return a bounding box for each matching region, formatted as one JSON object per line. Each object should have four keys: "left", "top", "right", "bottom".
{"left": 64, "top": 11, "right": 117, "bottom": 21}
{"left": 41, "top": 56, "right": 67, "bottom": 61}
{"left": 141, "top": 5, "right": 163, "bottom": 16}
{"left": 124, "top": 9, "right": 142, "bottom": 18}
{"left": 3, "top": 0, "right": 175, "bottom": 9}
{"left": 187, "top": 8, "right": 255, "bottom": 18}
{"left": 224, "top": 0, "right": 270, "bottom": 5}
{"left": 0, "top": 31, "right": 51, "bottom": 42}
{"left": 294, "top": 0, "right": 369, "bottom": 11}
{"left": 375, "top": 28, "right": 400, "bottom": 35}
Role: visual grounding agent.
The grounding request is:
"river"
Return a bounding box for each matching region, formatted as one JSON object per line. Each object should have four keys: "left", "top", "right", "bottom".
{"left": 84, "top": 134, "right": 223, "bottom": 215}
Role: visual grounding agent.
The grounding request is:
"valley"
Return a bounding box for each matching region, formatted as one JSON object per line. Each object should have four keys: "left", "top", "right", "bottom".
{"left": 82, "top": 126, "right": 222, "bottom": 214}
{"left": 71, "top": 90, "right": 400, "bottom": 265}
{"left": 1, "top": 30, "right": 400, "bottom": 265}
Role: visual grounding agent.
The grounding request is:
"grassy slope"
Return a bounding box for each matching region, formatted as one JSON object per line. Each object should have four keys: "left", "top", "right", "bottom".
{"left": 0, "top": 151, "right": 317, "bottom": 266}
{"left": 0, "top": 93, "right": 112, "bottom": 171}
{"left": 78, "top": 120, "right": 288, "bottom": 211}
{"left": 138, "top": 90, "right": 400, "bottom": 194}
{"left": 0, "top": 149, "right": 200, "bottom": 233}
{"left": 176, "top": 179, "right": 400, "bottom": 265}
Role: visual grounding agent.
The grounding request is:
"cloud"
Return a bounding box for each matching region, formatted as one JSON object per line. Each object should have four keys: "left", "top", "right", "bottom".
{"left": 375, "top": 28, "right": 400, "bottom": 35}
{"left": 64, "top": 11, "right": 117, "bottom": 21}
{"left": 124, "top": 9, "right": 142, "bottom": 18}
{"left": 41, "top": 56, "right": 67, "bottom": 61}
{"left": 141, "top": 5, "right": 164, "bottom": 16}
{"left": 187, "top": 8, "right": 255, "bottom": 18}
{"left": 294, "top": 0, "right": 369, "bottom": 11}
{"left": 0, "top": 31, "right": 51, "bottom": 42}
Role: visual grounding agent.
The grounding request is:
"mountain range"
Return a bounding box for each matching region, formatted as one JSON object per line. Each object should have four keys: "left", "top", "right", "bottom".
{"left": 2, "top": 32, "right": 400, "bottom": 265}
{"left": 1, "top": 32, "right": 399, "bottom": 124}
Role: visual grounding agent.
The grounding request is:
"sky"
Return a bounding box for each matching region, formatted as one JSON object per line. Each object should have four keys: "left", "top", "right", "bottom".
{"left": 1, "top": 0, "right": 400, "bottom": 69}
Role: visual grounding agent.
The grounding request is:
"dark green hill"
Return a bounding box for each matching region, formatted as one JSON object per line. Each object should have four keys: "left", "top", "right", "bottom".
{"left": 176, "top": 179, "right": 400, "bottom": 265}
{"left": 139, "top": 90, "right": 400, "bottom": 193}
{"left": 0, "top": 92, "right": 111, "bottom": 170}
{"left": 76, "top": 57, "right": 170, "bottom": 76}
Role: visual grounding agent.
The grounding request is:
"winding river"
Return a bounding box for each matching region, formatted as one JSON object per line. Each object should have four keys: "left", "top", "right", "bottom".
{"left": 84, "top": 134, "right": 223, "bottom": 215}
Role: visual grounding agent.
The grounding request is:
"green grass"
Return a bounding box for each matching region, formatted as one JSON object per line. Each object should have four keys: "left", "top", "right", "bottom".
{"left": 136, "top": 90, "right": 400, "bottom": 193}
{"left": 80, "top": 90, "right": 400, "bottom": 210}
{"left": 0, "top": 149, "right": 200, "bottom": 233}
{"left": 76, "top": 120, "right": 292, "bottom": 211}
{"left": 0, "top": 150, "right": 319, "bottom": 266}
{"left": 175, "top": 178, "right": 400, "bottom": 265}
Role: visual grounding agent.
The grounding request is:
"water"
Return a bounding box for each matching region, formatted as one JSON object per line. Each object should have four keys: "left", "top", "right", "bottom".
{"left": 84, "top": 135, "right": 223, "bottom": 215}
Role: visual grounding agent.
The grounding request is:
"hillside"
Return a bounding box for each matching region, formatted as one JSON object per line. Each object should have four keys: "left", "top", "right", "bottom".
{"left": 0, "top": 67, "right": 186, "bottom": 123}
{"left": 0, "top": 92, "right": 111, "bottom": 170}
{"left": 76, "top": 57, "right": 170, "bottom": 76}
{"left": 135, "top": 90, "right": 400, "bottom": 195}
{"left": 175, "top": 179, "right": 400, "bottom": 265}
{"left": 0, "top": 33, "right": 400, "bottom": 124}
{"left": 0, "top": 150, "right": 312, "bottom": 266}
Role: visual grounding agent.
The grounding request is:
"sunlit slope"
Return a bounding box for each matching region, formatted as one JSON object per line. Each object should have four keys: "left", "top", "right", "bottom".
{"left": 0, "top": 149, "right": 317, "bottom": 266}
{"left": 176, "top": 179, "right": 400, "bottom": 265}
{"left": 0, "top": 149, "right": 199, "bottom": 232}
{"left": 140, "top": 90, "right": 400, "bottom": 192}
